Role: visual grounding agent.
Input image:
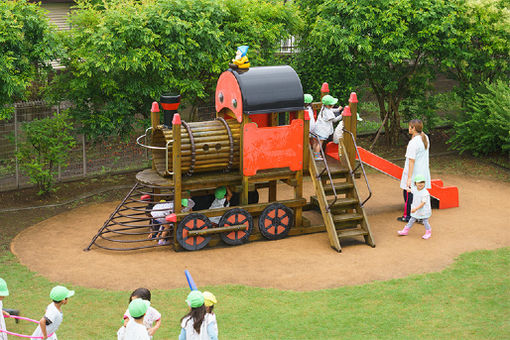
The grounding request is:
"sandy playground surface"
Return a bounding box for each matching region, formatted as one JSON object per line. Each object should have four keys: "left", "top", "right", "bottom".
{"left": 11, "top": 172, "right": 510, "bottom": 291}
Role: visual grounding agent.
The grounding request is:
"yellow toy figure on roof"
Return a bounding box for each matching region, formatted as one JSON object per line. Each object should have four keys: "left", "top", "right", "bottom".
{"left": 229, "top": 45, "right": 250, "bottom": 70}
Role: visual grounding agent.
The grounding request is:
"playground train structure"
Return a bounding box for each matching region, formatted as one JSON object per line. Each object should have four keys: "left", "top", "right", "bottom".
{"left": 85, "top": 65, "right": 458, "bottom": 253}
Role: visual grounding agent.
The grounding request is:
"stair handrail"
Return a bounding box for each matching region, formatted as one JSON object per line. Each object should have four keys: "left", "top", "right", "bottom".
{"left": 342, "top": 129, "right": 372, "bottom": 207}
{"left": 309, "top": 132, "right": 338, "bottom": 211}
{"left": 136, "top": 127, "right": 174, "bottom": 176}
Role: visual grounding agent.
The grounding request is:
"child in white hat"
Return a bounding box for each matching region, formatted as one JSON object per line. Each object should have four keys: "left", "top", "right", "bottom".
{"left": 0, "top": 278, "right": 9, "bottom": 340}
{"left": 31, "top": 285, "right": 75, "bottom": 340}
{"left": 398, "top": 175, "right": 432, "bottom": 239}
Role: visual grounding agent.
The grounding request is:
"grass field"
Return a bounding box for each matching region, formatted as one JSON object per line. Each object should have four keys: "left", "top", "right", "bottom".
{"left": 1, "top": 247, "right": 509, "bottom": 339}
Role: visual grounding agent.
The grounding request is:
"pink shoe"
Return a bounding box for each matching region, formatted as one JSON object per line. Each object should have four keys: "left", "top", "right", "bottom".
{"left": 422, "top": 230, "right": 432, "bottom": 240}
{"left": 398, "top": 227, "right": 410, "bottom": 236}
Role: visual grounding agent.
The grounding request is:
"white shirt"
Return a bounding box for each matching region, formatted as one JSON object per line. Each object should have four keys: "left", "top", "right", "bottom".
{"left": 31, "top": 302, "right": 63, "bottom": 340}
{"left": 123, "top": 306, "right": 161, "bottom": 338}
{"left": 411, "top": 187, "right": 432, "bottom": 219}
{"left": 0, "top": 300, "right": 7, "bottom": 340}
{"left": 209, "top": 197, "right": 229, "bottom": 224}
{"left": 124, "top": 319, "right": 150, "bottom": 340}
{"left": 151, "top": 200, "right": 195, "bottom": 223}
{"left": 400, "top": 134, "right": 431, "bottom": 189}
{"left": 314, "top": 107, "right": 342, "bottom": 139}
{"left": 180, "top": 313, "right": 216, "bottom": 340}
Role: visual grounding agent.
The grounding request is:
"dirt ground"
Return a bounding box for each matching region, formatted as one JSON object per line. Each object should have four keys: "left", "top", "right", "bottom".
{"left": 10, "top": 172, "right": 510, "bottom": 291}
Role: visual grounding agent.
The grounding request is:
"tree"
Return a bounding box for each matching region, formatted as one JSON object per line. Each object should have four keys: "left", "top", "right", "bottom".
{"left": 0, "top": 0, "right": 57, "bottom": 120}
{"left": 443, "top": 0, "right": 510, "bottom": 104}
{"left": 52, "top": 0, "right": 301, "bottom": 139}
{"left": 448, "top": 80, "right": 510, "bottom": 156}
{"left": 16, "top": 112, "right": 76, "bottom": 195}
{"left": 306, "top": 0, "right": 459, "bottom": 145}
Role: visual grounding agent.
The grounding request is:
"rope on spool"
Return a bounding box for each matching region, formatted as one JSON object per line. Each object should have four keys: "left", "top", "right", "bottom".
{"left": 216, "top": 117, "right": 234, "bottom": 172}
{"left": 182, "top": 120, "right": 196, "bottom": 176}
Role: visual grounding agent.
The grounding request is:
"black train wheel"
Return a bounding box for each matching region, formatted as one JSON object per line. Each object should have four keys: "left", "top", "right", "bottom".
{"left": 219, "top": 208, "right": 253, "bottom": 246}
{"left": 176, "top": 213, "right": 212, "bottom": 251}
{"left": 258, "top": 203, "right": 294, "bottom": 240}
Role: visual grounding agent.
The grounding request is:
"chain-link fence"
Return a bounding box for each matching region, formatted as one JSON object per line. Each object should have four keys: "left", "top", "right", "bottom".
{"left": 0, "top": 101, "right": 150, "bottom": 192}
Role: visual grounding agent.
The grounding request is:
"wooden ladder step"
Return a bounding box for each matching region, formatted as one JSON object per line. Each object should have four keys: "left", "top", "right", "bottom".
{"left": 318, "top": 168, "right": 350, "bottom": 179}
{"left": 333, "top": 213, "right": 364, "bottom": 224}
{"left": 323, "top": 182, "right": 354, "bottom": 195}
{"left": 337, "top": 228, "right": 369, "bottom": 238}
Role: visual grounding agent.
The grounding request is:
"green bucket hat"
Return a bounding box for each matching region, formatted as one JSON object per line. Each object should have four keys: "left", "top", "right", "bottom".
{"left": 50, "top": 286, "right": 74, "bottom": 302}
{"left": 0, "top": 278, "right": 9, "bottom": 296}
{"left": 414, "top": 175, "right": 426, "bottom": 183}
{"left": 186, "top": 290, "right": 205, "bottom": 308}
{"left": 304, "top": 94, "right": 313, "bottom": 104}
{"left": 129, "top": 298, "right": 150, "bottom": 318}
{"left": 215, "top": 186, "right": 226, "bottom": 200}
{"left": 322, "top": 95, "right": 338, "bottom": 106}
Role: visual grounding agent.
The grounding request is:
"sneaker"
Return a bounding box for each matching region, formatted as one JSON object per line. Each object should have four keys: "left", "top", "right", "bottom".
{"left": 422, "top": 230, "right": 432, "bottom": 240}
{"left": 397, "top": 216, "right": 410, "bottom": 222}
{"left": 398, "top": 227, "right": 410, "bottom": 236}
{"left": 158, "top": 239, "right": 170, "bottom": 246}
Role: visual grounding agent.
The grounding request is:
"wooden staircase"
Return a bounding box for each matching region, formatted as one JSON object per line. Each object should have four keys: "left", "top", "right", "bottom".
{"left": 308, "top": 142, "right": 375, "bottom": 252}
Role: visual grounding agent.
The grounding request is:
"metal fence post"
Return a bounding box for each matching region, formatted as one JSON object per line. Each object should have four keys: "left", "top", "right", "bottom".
{"left": 14, "top": 108, "right": 19, "bottom": 189}
{"left": 82, "top": 134, "right": 87, "bottom": 176}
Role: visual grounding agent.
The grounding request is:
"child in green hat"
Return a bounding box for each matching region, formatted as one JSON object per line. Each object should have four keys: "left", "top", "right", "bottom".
{"left": 124, "top": 298, "right": 151, "bottom": 340}
{"left": 179, "top": 291, "right": 218, "bottom": 340}
{"left": 31, "top": 285, "right": 74, "bottom": 340}
{"left": 208, "top": 186, "right": 232, "bottom": 226}
{"left": 398, "top": 175, "right": 432, "bottom": 239}
{"left": 312, "top": 95, "right": 344, "bottom": 161}
{"left": 0, "top": 278, "right": 9, "bottom": 340}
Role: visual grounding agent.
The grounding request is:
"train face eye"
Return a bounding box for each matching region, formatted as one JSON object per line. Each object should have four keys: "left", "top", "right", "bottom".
{"left": 203, "top": 144, "right": 209, "bottom": 152}
{"left": 232, "top": 99, "right": 237, "bottom": 108}
{"left": 218, "top": 92, "right": 224, "bottom": 103}
{"left": 215, "top": 143, "right": 221, "bottom": 151}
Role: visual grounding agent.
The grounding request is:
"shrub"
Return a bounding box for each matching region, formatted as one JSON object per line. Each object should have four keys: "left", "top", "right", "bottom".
{"left": 448, "top": 80, "right": 510, "bottom": 156}
{"left": 15, "top": 111, "right": 76, "bottom": 195}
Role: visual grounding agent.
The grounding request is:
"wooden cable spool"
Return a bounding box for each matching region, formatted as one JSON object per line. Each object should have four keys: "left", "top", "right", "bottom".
{"left": 152, "top": 119, "right": 241, "bottom": 176}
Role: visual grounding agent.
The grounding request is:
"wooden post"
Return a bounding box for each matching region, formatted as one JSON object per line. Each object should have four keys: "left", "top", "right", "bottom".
{"left": 172, "top": 114, "right": 182, "bottom": 214}
{"left": 268, "top": 113, "right": 279, "bottom": 202}
{"left": 171, "top": 113, "right": 182, "bottom": 250}
{"left": 150, "top": 102, "right": 160, "bottom": 170}
{"left": 303, "top": 108, "right": 310, "bottom": 174}
{"left": 295, "top": 110, "right": 304, "bottom": 228}
{"left": 241, "top": 114, "right": 250, "bottom": 205}
{"left": 347, "top": 92, "right": 358, "bottom": 167}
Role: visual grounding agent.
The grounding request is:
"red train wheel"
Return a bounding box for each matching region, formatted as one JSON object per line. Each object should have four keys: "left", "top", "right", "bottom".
{"left": 176, "top": 213, "right": 212, "bottom": 251}
{"left": 219, "top": 208, "right": 253, "bottom": 246}
{"left": 258, "top": 203, "right": 294, "bottom": 240}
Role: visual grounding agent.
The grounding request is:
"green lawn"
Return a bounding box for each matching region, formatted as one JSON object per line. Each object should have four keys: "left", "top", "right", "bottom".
{"left": 1, "top": 248, "right": 509, "bottom": 339}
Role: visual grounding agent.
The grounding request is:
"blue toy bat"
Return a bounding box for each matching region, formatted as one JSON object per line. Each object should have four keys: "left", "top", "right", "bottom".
{"left": 185, "top": 269, "right": 198, "bottom": 291}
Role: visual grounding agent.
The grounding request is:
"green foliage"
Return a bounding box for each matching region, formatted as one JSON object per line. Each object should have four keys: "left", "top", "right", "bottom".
{"left": 15, "top": 112, "right": 76, "bottom": 195}
{"left": 443, "top": 0, "right": 510, "bottom": 100}
{"left": 0, "top": 0, "right": 57, "bottom": 120}
{"left": 448, "top": 80, "right": 510, "bottom": 156}
{"left": 53, "top": 0, "right": 301, "bottom": 139}
{"left": 296, "top": 0, "right": 462, "bottom": 145}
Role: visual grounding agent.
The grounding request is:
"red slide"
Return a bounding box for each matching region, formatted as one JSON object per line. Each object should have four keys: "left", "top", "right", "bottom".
{"left": 325, "top": 143, "right": 459, "bottom": 209}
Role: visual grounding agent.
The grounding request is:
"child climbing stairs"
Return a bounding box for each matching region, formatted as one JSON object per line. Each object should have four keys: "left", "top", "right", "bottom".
{"left": 308, "top": 142, "right": 375, "bottom": 252}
